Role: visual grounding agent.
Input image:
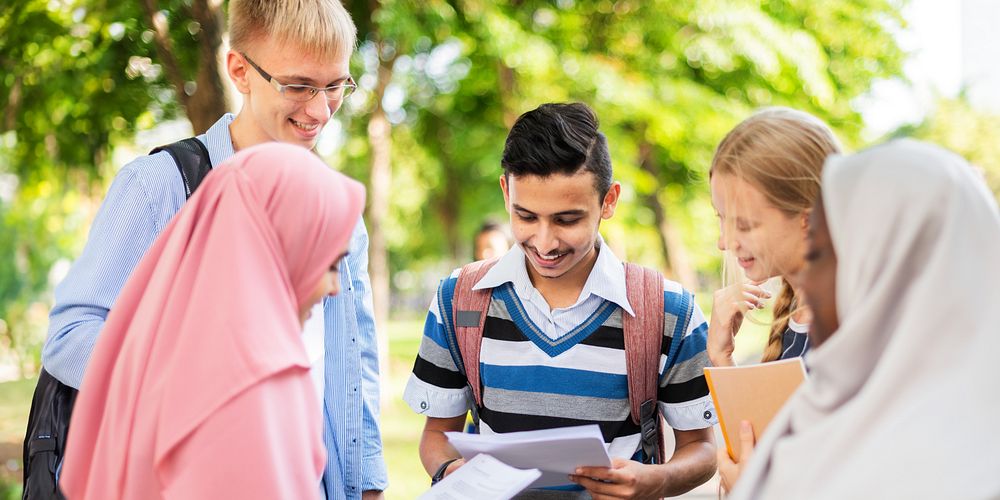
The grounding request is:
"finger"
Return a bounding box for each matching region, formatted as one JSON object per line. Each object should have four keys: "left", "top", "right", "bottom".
{"left": 569, "top": 474, "right": 623, "bottom": 496}
{"left": 739, "top": 420, "right": 756, "bottom": 463}
{"left": 718, "top": 445, "right": 733, "bottom": 465}
{"left": 574, "top": 461, "right": 628, "bottom": 482}
{"left": 743, "top": 285, "right": 773, "bottom": 299}
{"left": 717, "top": 447, "right": 736, "bottom": 492}
{"left": 734, "top": 296, "right": 754, "bottom": 310}
{"left": 573, "top": 466, "right": 614, "bottom": 480}
{"left": 742, "top": 292, "right": 765, "bottom": 309}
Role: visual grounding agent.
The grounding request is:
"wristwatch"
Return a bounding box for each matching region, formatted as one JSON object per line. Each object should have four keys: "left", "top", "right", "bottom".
{"left": 431, "top": 458, "right": 460, "bottom": 485}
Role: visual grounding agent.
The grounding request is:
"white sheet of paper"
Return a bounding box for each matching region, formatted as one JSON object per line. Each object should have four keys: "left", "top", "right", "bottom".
{"left": 445, "top": 424, "right": 612, "bottom": 488}
{"left": 416, "top": 453, "right": 541, "bottom": 500}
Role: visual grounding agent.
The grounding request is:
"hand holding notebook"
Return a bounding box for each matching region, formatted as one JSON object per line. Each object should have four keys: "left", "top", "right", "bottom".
{"left": 704, "top": 357, "right": 807, "bottom": 460}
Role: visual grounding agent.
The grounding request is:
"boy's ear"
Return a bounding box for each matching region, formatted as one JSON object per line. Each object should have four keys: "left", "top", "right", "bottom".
{"left": 227, "top": 51, "right": 251, "bottom": 94}
{"left": 499, "top": 174, "right": 511, "bottom": 212}
{"left": 601, "top": 182, "right": 621, "bottom": 219}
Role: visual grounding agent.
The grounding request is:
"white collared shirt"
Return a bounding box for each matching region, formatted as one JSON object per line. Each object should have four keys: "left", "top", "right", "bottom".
{"left": 301, "top": 303, "right": 326, "bottom": 408}
{"left": 473, "top": 236, "right": 636, "bottom": 340}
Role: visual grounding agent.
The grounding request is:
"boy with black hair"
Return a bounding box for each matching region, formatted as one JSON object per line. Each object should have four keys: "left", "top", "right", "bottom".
{"left": 405, "top": 103, "right": 717, "bottom": 499}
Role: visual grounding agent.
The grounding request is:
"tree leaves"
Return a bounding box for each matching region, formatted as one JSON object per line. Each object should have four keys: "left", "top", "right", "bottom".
{"left": 1, "top": 0, "right": 909, "bottom": 344}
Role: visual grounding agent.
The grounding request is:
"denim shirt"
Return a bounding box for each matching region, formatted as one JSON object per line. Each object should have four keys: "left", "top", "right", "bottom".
{"left": 42, "top": 114, "right": 388, "bottom": 497}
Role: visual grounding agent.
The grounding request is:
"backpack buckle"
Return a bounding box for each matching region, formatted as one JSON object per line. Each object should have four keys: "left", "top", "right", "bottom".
{"left": 639, "top": 399, "right": 660, "bottom": 464}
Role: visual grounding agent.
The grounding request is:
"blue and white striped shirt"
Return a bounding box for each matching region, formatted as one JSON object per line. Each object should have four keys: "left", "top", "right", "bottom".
{"left": 42, "top": 114, "right": 387, "bottom": 498}
{"left": 404, "top": 240, "right": 717, "bottom": 461}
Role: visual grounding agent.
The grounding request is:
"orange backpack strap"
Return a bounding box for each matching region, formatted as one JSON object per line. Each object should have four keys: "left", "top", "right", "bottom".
{"left": 452, "top": 257, "right": 500, "bottom": 408}
{"left": 622, "top": 262, "right": 666, "bottom": 464}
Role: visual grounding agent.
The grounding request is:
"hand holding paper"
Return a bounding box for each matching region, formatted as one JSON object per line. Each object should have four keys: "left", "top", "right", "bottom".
{"left": 445, "top": 424, "right": 611, "bottom": 488}
{"left": 417, "top": 454, "right": 540, "bottom": 500}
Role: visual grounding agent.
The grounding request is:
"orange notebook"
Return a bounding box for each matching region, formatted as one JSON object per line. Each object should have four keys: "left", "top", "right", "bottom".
{"left": 704, "top": 357, "right": 807, "bottom": 460}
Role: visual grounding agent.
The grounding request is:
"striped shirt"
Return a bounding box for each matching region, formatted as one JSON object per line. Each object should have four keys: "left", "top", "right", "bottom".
{"left": 779, "top": 318, "right": 810, "bottom": 360}
{"left": 404, "top": 243, "right": 717, "bottom": 492}
{"left": 42, "top": 114, "right": 387, "bottom": 498}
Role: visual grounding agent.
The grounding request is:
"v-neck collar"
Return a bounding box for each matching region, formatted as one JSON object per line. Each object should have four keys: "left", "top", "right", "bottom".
{"left": 494, "top": 283, "right": 617, "bottom": 357}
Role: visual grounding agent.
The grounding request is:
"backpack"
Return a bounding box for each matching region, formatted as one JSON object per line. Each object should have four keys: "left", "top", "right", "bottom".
{"left": 21, "top": 137, "right": 212, "bottom": 500}
{"left": 438, "top": 258, "right": 692, "bottom": 465}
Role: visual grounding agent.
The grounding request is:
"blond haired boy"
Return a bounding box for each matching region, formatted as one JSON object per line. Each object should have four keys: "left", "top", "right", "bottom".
{"left": 41, "top": 1, "right": 386, "bottom": 498}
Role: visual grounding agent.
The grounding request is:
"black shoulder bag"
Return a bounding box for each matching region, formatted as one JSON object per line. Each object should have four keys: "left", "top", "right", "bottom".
{"left": 21, "top": 137, "right": 212, "bottom": 500}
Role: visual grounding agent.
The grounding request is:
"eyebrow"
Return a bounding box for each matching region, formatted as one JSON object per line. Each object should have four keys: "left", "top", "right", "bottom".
{"left": 511, "top": 204, "right": 586, "bottom": 217}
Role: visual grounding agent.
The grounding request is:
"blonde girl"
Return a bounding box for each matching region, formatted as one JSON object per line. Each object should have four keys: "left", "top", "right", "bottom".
{"left": 706, "top": 107, "right": 841, "bottom": 369}
{"left": 706, "top": 108, "right": 842, "bottom": 493}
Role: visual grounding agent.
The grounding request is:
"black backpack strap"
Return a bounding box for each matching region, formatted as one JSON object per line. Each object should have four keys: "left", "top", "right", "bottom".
{"left": 150, "top": 137, "right": 213, "bottom": 199}
{"left": 22, "top": 368, "right": 77, "bottom": 500}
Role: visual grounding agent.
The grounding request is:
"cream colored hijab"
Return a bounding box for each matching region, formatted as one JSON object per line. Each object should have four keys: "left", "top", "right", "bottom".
{"left": 730, "top": 140, "right": 1000, "bottom": 500}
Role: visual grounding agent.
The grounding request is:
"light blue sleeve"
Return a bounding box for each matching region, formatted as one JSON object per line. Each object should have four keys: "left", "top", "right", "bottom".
{"left": 346, "top": 219, "right": 389, "bottom": 492}
{"left": 42, "top": 165, "right": 162, "bottom": 388}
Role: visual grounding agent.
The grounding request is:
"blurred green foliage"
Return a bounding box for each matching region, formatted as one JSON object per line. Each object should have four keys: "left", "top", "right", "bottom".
{"left": 335, "top": 0, "right": 906, "bottom": 286}
{"left": 895, "top": 95, "right": 1000, "bottom": 197}
{"left": 1, "top": 0, "right": 909, "bottom": 366}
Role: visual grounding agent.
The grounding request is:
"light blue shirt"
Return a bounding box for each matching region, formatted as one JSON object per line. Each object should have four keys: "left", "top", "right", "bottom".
{"left": 42, "top": 114, "right": 388, "bottom": 498}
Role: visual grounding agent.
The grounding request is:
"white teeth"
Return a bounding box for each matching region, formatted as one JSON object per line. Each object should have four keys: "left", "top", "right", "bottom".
{"left": 291, "top": 119, "right": 318, "bottom": 131}
{"left": 538, "top": 252, "right": 565, "bottom": 261}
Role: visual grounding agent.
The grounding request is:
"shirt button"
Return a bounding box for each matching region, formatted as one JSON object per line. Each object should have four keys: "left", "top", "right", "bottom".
{"left": 420, "top": 401, "right": 428, "bottom": 410}
{"left": 703, "top": 410, "right": 713, "bottom": 420}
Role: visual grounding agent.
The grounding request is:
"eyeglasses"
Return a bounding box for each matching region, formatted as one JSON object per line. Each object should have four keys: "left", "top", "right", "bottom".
{"left": 242, "top": 53, "right": 357, "bottom": 102}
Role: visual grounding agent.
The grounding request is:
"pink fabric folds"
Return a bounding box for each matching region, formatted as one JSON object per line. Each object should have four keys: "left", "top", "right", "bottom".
{"left": 61, "top": 143, "right": 365, "bottom": 500}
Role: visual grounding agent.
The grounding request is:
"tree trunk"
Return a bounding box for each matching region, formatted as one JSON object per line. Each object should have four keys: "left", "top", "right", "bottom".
{"left": 428, "top": 115, "right": 463, "bottom": 264}
{"left": 440, "top": 172, "right": 462, "bottom": 263}
{"left": 140, "top": 0, "right": 229, "bottom": 133}
{"left": 497, "top": 62, "right": 518, "bottom": 129}
{"left": 638, "top": 142, "right": 699, "bottom": 290}
{"left": 3, "top": 75, "right": 20, "bottom": 132}
{"left": 187, "top": 0, "right": 230, "bottom": 132}
{"left": 367, "top": 48, "right": 396, "bottom": 391}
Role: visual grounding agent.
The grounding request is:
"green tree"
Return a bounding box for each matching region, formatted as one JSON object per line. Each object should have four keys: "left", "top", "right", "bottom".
{"left": 0, "top": 0, "right": 229, "bottom": 368}
{"left": 1, "top": 0, "right": 909, "bottom": 367}
{"left": 893, "top": 95, "right": 1000, "bottom": 198}
{"left": 334, "top": 0, "right": 906, "bottom": 296}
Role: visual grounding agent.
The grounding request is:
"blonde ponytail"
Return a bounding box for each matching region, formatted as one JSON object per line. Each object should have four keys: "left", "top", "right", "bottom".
{"left": 762, "top": 279, "right": 796, "bottom": 362}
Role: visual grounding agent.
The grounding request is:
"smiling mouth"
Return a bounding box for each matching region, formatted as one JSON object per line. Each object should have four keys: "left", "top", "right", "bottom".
{"left": 290, "top": 118, "right": 319, "bottom": 132}
{"left": 738, "top": 256, "right": 755, "bottom": 268}
{"left": 530, "top": 247, "right": 570, "bottom": 268}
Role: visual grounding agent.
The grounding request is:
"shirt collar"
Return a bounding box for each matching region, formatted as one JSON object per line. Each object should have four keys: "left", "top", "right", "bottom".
{"left": 472, "top": 243, "right": 533, "bottom": 292}
{"left": 581, "top": 237, "right": 634, "bottom": 316}
{"left": 472, "top": 236, "right": 635, "bottom": 316}
{"left": 204, "top": 113, "right": 236, "bottom": 167}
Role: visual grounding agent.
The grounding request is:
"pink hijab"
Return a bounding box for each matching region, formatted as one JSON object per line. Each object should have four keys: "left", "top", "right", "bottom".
{"left": 61, "top": 143, "right": 365, "bottom": 499}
